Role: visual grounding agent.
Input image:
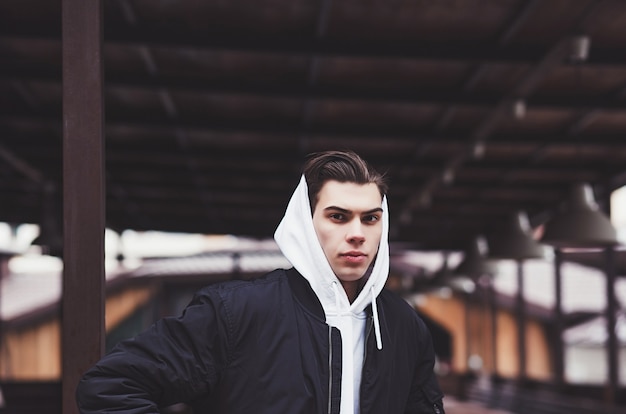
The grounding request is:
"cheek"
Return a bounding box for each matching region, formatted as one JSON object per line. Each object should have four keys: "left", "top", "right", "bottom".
{"left": 312, "top": 221, "right": 333, "bottom": 252}
{"left": 318, "top": 227, "right": 337, "bottom": 251}
{"left": 367, "top": 226, "right": 383, "bottom": 246}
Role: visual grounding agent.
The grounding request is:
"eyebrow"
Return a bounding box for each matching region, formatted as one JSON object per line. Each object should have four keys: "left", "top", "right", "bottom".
{"left": 323, "top": 206, "right": 383, "bottom": 215}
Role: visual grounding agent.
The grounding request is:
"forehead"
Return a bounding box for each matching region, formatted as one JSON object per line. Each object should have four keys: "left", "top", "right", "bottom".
{"left": 316, "top": 180, "right": 382, "bottom": 209}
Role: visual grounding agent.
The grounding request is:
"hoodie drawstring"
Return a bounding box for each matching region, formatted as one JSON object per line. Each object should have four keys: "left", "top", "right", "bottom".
{"left": 370, "top": 286, "right": 383, "bottom": 350}
{"left": 331, "top": 280, "right": 382, "bottom": 350}
{"left": 331, "top": 281, "right": 341, "bottom": 310}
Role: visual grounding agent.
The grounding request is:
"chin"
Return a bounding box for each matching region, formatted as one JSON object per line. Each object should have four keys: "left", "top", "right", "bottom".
{"left": 336, "top": 269, "right": 367, "bottom": 282}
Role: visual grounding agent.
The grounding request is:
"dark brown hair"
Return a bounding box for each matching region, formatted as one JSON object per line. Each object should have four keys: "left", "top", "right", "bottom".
{"left": 303, "top": 150, "right": 387, "bottom": 212}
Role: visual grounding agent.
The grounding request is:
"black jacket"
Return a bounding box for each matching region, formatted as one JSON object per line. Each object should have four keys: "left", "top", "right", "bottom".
{"left": 76, "top": 268, "right": 445, "bottom": 413}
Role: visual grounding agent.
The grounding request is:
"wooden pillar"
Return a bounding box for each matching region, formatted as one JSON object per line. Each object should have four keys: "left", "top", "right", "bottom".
{"left": 0, "top": 254, "right": 8, "bottom": 380}
{"left": 464, "top": 292, "right": 472, "bottom": 373}
{"left": 516, "top": 260, "right": 526, "bottom": 381}
{"left": 488, "top": 280, "right": 498, "bottom": 377}
{"left": 553, "top": 249, "right": 565, "bottom": 386}
{"left": 61, "top": 1, "right": 105, "bottom": 413}
{"left": 605, "top": 246, "right": 618, "bottom": 405}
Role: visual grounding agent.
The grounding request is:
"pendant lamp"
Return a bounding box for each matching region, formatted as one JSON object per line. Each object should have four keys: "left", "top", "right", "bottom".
{"left": 429, "top": 256, "right": 453, "bottom": 287}
{"left": 541, "top": 183, "right": 619, "bottom": 248}
{"left": 430, "top": 253, "right": 475, "bottom": 293}
{"left": 489, "top": 211, "right": 548, "bottom": 260}
{"left": 454, "top": 235, "right": 497, "bottom": 278}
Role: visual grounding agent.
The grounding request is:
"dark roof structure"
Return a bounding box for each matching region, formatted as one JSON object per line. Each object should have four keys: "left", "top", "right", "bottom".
{"left": 2, "top": 0, "right": 626, "bottom": 253}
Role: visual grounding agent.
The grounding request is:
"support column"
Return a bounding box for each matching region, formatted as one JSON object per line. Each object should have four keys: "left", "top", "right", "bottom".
{"left": 605, "top": 246, "right": 618, "bottom": 405}
{"left": 601, "top": 180, "right": 619, "bottom": 405}
{"left": 516, "top": 260, "right": 526, "bottom": 381}
{"left": 61, "top": 1, "right": 105, "bottom": 413}
{"left": 487, "top": 277, "right": 502, "bottom": 409}
{"left": 464, "top": 292, "right": 472, "bottom": 373}
{"left": 553, "top": 249, "right": 565, "bottom": 387}
{"left": 460, "top": 291, "right": 473, "bottom": 401}
{"left": 489, "top": 280, "right": 498, "bottom": 377}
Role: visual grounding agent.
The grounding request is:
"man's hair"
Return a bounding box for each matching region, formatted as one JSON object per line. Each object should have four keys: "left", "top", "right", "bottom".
{"left": 303, "top": 150, "right": 388, "bottom": 212}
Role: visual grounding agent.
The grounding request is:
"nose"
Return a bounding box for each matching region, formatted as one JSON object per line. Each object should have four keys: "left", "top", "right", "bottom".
{"left": 346, "top": 220, "right": 365, "bottom": 245}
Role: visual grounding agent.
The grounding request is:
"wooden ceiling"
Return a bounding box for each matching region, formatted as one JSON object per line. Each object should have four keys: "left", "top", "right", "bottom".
{"left": 2, "top": 0, "right": 626, "bottom": 252}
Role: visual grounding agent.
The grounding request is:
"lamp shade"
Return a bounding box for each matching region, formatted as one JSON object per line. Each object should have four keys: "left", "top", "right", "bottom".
{"left": 541, "top": 183, "right": 618, "bottom": 248}
{"left": 31, "top": 228, "right": 63, "bottom": 258}
{"left": 429, "top": 258, "right": 453, "bottom": 287}
{"left": 454, "top": 235, "right": 497, "bottom": 278}
{"left": 489, "top": 211, "right": 548, "bottom": 260}
{"left": 425, "top": 253, "right": 474, "bottom": 293}
{"left": 431, "top": 259, "right": 475, "bottom": 293}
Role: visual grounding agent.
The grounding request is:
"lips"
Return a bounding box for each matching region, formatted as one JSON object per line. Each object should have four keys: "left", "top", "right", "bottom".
{"left": 340, "top": 251, "right": 367, "bottom": 264}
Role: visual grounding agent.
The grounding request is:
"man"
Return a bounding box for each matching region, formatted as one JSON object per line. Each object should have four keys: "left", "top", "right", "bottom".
{"left": 76, "top": 150, "right": 445, "bottom": 413}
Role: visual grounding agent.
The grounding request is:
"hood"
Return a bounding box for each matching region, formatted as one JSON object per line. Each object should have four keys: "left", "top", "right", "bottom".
{"left": 274, "top": 175, "right": 390, "bottom": 348}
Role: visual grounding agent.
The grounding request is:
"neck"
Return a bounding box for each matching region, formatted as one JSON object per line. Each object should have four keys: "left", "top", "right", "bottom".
{"left": 340, "top": 280, "right": 363, "bottom": 303}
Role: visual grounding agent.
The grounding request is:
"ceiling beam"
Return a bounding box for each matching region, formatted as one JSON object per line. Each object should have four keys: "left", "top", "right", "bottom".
{"left": 6, "top": 68, "right": 626, "bottom": 112}
{"left": 0, "top": 31, "right": 548, "bottom": 62}
{"left": 0, "top": 143, "right": 45, "bottom": 184}
{"left": 7, "top": 109, "right": 626, "bottom": 145}
{"left": 393, "top": 36, "right": 579, "bottom": 233}
{"left": 4, "top": 30, "right": 626, "bottom": 67}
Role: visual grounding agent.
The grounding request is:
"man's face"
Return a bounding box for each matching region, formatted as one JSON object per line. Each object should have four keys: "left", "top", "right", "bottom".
{"left": 312, "top": 180, "right": 383, "bottom": 290}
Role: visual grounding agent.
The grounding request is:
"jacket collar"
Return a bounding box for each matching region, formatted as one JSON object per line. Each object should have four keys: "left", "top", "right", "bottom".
{"left": 286, "top": 267, "right": 326, "bottom": 320}
{"left": 286, "top": 268, "right": 375, "bottom": 321}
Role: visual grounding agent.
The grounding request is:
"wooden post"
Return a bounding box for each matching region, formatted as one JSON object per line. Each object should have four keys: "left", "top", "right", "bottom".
{"left": 459, "top": 291, "right": 473, "bottom": 401}
{"left": 553, "top": 249, "right": 565, "bottom": 387}
{"left": 61, "top": 1, "right": 105, "bottom": 413}
{"left": 488, "top": 280, "right": 498, "bottom": 377}
{"left": 605, "top": 246, "right": 618, "bottom": 405}
{"left": 516, "top": 260, "right": 526, "bottom": 381}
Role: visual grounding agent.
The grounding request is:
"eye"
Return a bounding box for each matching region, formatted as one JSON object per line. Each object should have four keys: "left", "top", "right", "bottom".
{"left": 329, "top": 213, "right": 346, "bottom": 221}
{"left": 362, "top": 214, "right": 381, "bottom": 224}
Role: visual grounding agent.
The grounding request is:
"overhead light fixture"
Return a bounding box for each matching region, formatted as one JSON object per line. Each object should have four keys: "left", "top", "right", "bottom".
{"left": 472, "top": 141, "right": 486, "bottom": 159}
{"left": 428, "top": 252, "right": 475, "bottom": 294}
{"left": 429, "top": 255, "right": 453, "bottom": 286}
{"left": 570, "top": 35, "right": 591, "bottom": 63}
{"left": 513, "top": 99, "right": 526, "bottom": 120}
{"left": 489, "top": 211, "right": 548, "bottom": 260}
{"left": 454, "top": 235, "right": 497, "bottom": 278}
{"left": 418, "top": 191, "right": 432, "bottom": 208}
{"left": 441, "top": 166, "right": 455, "bottom": 185}
{"left": 31, "top": 182, "right": 63, "bottom": 258}
{"left": 541, "top": 183, "right": 619, "bottom": 248}
{"left": 399, "top": 210, "right": 412, "bottom": 225}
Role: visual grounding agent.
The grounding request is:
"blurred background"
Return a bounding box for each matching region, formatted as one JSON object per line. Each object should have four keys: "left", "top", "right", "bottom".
{"left": 1, "top": 0, "right": 626, "bottom": 413}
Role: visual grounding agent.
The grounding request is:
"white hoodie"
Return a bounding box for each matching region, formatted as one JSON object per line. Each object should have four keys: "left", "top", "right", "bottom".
{"left": 274, "top": 175, "right": 390, "bottom": 414}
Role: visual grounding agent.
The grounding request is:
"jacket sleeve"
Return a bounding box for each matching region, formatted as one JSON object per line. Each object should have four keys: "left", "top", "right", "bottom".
{"left": 405, "top": 315, "right": 446, "bottom": 414}
{"left": 76, "top": 288, "right": 231, "bottom": 414}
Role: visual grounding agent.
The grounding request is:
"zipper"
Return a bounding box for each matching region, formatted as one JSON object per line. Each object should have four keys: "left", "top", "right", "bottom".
{"left": 433, "top": 403, "right": 441, "bottom": 414}
{"left": 327, "top": 324, "right": 332, "bottom": 414}
{"left": 358, "top": 317, "right": 374, "bottom": 410}
{"left": 362, "top": 317, "right": 374, "bottom": 368}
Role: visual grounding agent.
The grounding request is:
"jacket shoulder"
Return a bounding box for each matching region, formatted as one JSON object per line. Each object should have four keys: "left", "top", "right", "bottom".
{"left": 378, "top": 288, "right": 417, "bottom": 316}
{"left": 188, "top": 268, "right": 294, "bottom": 333}
{"left": 377, "top": 289, "right": 431, "bottom": 336}
{"left": 191, "top": 268, "right": 289, "bottom": 303}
